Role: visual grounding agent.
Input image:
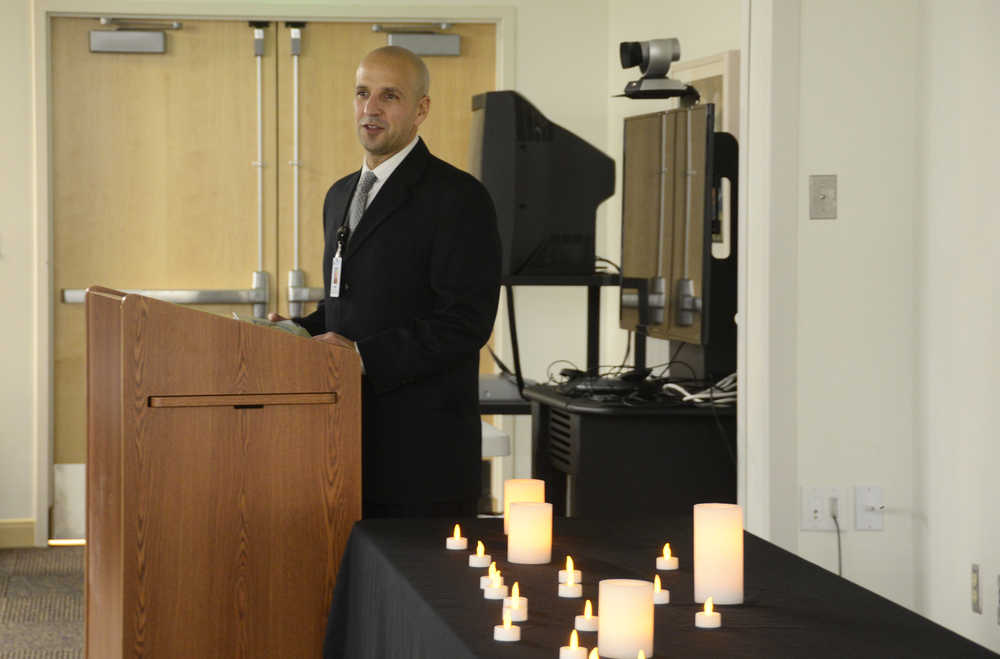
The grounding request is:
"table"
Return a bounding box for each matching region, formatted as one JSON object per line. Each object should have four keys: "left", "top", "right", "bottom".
{"left": 525, "top": 385, "right": 736, "bottom": 518}
{"left": 323, "top": 516, "right": 994, "bottom": 658}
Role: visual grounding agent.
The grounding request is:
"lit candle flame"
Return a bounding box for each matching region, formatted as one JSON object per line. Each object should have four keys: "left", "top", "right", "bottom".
{"left": 453, "top": 524, "right": 461, "bottom": 539}
{"left": 503, "top": 609, "right": 512, "bottom": 629}
{"left": 662, "top": 542, "right": 671, "bottom": 559}
{"left": 589, "top": 649, "right": 600, "bottom": 659}
{"left": 512, "top": 581, "right": 520, "bottom": 601}
{"left": 566, "top": 555, "right": 574, "bottom": 572}
{"left": 654, "top": 574, "right": 662, "bottom": 593}
{"left": 638, "top": 651, "right": 646, "bottom": 659}
{"left": 584, "top": 599, "right": 593, "bottom": 618}
{"left": 488, "top": 562, "right": 496, "bottom": 578}
{"left": 569, "top": 629, "right": 579, "bottom": 649}
{"left": 476, "top": 540, "right": 484, "bottom": 557}
{"left": 567, "top": 556, "right": 576, "bottom": 585}
{"left": 705, "top": 596, "right": 714, "bottom": 614}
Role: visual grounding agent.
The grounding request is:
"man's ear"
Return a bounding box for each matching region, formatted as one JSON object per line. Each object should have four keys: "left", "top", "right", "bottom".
{"left": 414, "top": 95, "right": 431, "bottom": 128}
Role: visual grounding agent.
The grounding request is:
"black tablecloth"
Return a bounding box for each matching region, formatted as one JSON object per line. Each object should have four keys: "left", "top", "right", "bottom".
{"left": 323, "top": 516, "right": 995, "bottom": 658}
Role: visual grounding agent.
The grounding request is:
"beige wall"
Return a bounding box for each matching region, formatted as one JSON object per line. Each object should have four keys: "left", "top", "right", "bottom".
{"left": 0, "top": 0, "right": 35, "bottom": 531}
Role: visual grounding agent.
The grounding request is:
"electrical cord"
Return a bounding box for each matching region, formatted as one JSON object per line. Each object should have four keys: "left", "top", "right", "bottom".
{"left": 832, "top": 508, "right": 843, "bottom": 577}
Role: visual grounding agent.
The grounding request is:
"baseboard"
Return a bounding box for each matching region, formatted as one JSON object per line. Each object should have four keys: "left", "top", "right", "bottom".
{"left": 0, "top": 518, "right": 36, "bottom": 548}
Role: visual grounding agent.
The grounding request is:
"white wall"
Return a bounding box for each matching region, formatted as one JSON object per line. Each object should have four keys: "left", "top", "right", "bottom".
{"left": 914, "top": 0, "right": 1000, "bottom": 649}
{"left": 750, "top": 0, "right": 1000, "bottom": 651}
{"left": 0, "top": 0, "right": 36, "bottom": 532}
{"left": 794, "top": 0, "right": 919, "bottom": 607}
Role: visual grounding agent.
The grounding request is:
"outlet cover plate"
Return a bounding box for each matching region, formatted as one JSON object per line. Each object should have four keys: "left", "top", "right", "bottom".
{"left": 800, "top": 487, "right": 843, "bottom": 531}
{"left": 854, "top": 485, "right": 884, "bottom": 531}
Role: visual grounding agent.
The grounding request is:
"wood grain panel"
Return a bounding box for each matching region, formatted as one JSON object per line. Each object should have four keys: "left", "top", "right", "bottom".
{"left": 619, "top": 107, "right": 709, "bottom": 344}
{"left": 85, "top": 287, "right": 125, "bottom": 659}
{"left": 148, "top": 392, "right": 338, "bottom": 408}
{"left": 88, "top": 291, "right": 360, "bottom": 657}
{"left": 52, "top": 17, "right": 280, "bottom": 465}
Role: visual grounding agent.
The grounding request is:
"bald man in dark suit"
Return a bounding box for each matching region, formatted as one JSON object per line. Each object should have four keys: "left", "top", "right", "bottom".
{"left": 273, "top": 46, "right": 501, "bottom": 519}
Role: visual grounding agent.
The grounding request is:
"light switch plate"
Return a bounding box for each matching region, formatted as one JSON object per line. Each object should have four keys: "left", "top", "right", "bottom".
{"left": 809, "top": 174, "right": 837, "bottom": 219}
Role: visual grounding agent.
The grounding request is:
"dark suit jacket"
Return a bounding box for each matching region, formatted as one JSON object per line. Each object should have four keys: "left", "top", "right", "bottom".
{"left": 298, "top": 138, "right": 501, "bottom": 507}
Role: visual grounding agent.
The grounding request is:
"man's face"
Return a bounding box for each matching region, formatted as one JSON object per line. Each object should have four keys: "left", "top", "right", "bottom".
{"left": 353, "top": 55, "right": 429, "bottom": 166}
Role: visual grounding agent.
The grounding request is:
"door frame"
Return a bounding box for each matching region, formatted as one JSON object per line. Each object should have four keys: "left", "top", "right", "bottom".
{"left": 31, "top": 0, "right": 515, "bottom": 546}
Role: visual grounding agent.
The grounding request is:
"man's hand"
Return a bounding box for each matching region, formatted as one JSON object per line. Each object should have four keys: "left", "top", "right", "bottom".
{"left": 314, "top": 331, "right": 357, "bottom": 351}
{"left": 267, "top": 312, "right": 288, "bottom": 322}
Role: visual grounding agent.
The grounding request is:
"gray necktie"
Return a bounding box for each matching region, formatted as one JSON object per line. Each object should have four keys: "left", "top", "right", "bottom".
{"left": 347, "top": 170, "right": 378, "bottom": 235}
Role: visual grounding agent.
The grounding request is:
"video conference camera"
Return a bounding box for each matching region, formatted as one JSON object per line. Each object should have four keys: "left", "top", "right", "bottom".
{"left": 619, "top": 38, "right": 699, "bottom": 100}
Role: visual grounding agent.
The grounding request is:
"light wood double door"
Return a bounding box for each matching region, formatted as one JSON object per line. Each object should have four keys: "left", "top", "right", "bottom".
{"left": 51, "top": 17, "right": 496, "bottom": 486}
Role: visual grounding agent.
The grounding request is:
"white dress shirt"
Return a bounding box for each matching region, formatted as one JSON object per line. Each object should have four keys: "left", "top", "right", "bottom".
{"left": 357, "top": 134, "right": 420, "bottom": 210}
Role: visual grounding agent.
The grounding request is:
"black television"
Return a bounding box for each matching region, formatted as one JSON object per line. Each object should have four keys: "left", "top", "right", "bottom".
{"left": 469, "top": 91, "right": 614, "bottom": 277}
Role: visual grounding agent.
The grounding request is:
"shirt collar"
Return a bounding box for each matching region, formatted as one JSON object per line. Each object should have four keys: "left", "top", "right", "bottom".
{"left": 362, "top": 135, "right": 421, "bottom": 183}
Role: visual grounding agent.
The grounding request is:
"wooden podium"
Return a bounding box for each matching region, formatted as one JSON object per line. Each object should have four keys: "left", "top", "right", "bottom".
{"left": 85, "top": 287, "right": 361, "bottom": 658}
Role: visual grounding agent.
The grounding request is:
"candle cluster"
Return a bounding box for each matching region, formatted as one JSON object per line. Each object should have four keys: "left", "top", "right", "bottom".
{"left": 444, "top": 487, "right": 742, "bottom": 654}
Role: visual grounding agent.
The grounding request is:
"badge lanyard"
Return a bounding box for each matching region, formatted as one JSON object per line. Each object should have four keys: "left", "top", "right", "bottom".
{"left": 329, "top": 224, "right": 349, "bottom": 298}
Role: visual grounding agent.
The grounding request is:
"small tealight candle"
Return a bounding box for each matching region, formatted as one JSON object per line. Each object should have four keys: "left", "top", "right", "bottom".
{"left": 559, "top": 630, "right": 588, "bottom": 659}
{"left": 484, "top": 570, "right": 510, "bottom": 600}
{"left": 559, "top": 555, "right": 583, "bottom": 584}
{"left": 558, "top": 566, "right": 583, "bottom": 598}
{"left": 493, "top": 609, "right": 521, "bottom": 642}
{"left": 503, "top": 582, "right": 529, "bottom": 622}
{"left": 481, "top": 562, "right": 503, "bottom": 589}
{"left": 653, "top": 575, "right": 670, "bottom": 605}
{"left": 695, "top": 596, "right": 722, "bottom": 629}
{"left": 469, "top": 540, "right": 491, "bottom": 568}
{"left": 575, "top": 599, "right": 599, "bottom": 632}
{"left": 446, "top": 524, "right": 467, "bottom": 550}
{"left": 656, "top": 542, "right": 679, "bottom": 571}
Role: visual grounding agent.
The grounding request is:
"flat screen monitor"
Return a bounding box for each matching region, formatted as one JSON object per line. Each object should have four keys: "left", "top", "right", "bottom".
{"left": 470, "top": 91, "right": 614, "bottom": 277}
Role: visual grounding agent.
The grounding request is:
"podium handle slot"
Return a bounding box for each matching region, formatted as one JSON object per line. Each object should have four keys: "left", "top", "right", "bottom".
{"left": 148, "top": 393, "right": 337, "bottom": 408}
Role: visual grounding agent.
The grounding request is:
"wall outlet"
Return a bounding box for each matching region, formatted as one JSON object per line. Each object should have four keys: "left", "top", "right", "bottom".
{"left": 854, "top": 485, "right": 884, "bottom": 531}
{"left": 971, "top": 564, "right": 981, "bottom": 614}
{"left": 800, "top": 487, "right": 843, "bottom": 531}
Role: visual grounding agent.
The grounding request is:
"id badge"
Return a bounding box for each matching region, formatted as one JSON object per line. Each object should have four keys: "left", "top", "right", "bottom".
{"left": 330, "top": 254, "right": 343, "bottom": 298}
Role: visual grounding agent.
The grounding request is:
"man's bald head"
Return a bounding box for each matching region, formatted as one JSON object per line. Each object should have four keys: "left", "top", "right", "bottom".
{"left": 353, "top": 46, "right": 432, "bottom": 168}
{"left": 360, "top": 46, "right": 430, "bottom": 98}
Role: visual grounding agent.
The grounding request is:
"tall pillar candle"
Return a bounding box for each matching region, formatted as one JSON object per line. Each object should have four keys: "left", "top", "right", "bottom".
{"left": 504, "top": 478, "right": 545, "bottom": 534}
{"left": 507, "top": 502, "right": 552, "bottom": 564}
{"left": 597, "top": 579, "right": 653, "bottom": 659}
{"left": 693, "top": 503, "right": 743, "bottom": 604}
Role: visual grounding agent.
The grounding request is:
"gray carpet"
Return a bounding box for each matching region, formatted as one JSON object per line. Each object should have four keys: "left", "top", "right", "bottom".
{"left": 0, "top": 547, "right": 83, "bottom": 659}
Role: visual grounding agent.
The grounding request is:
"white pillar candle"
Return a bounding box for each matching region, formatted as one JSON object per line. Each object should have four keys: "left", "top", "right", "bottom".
{"left": 575, "top": 599, "right": 599, "bottom": 632}
{"left": 597, "top": 579, "right": 654, "bottom": 659}
{"left": 508, "top": 502, "right": 552, "bottom": 564}
{"left": 469, "top": 540, "right": 492, "bottom": 568}
{"left": 695, "top": 597, "right": 722, "bottom": 629}
{"left": 493, "top": 609, "right": 521, "bottom": 642}
{"left": 559, "top": 555, "right": 583, "bottom": 584}
{"left": 693, "top": 503, "right": 743, "bottom": 604}
{"left": 656, "top": 542, "right": 679, "bottom": 571}
{"left": 503, "top": 478, "right": 545, "bottom": 534}
{"left": 480, "top": 562, "right": 504, "bottom": 589}
{"left": 446, "top": 523, "right": 467, "bottom": 550}
{"left": 484, "top": 571, "right": 510, "bottom": 600}
{"left": 502, "top": 582, "right": 529, "bottom": 622}
{"left": 559, "top": 630, "right": 588, "bottom": 659}
{"left": 653, "top": 575, "right": 670, "bottom": 604}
